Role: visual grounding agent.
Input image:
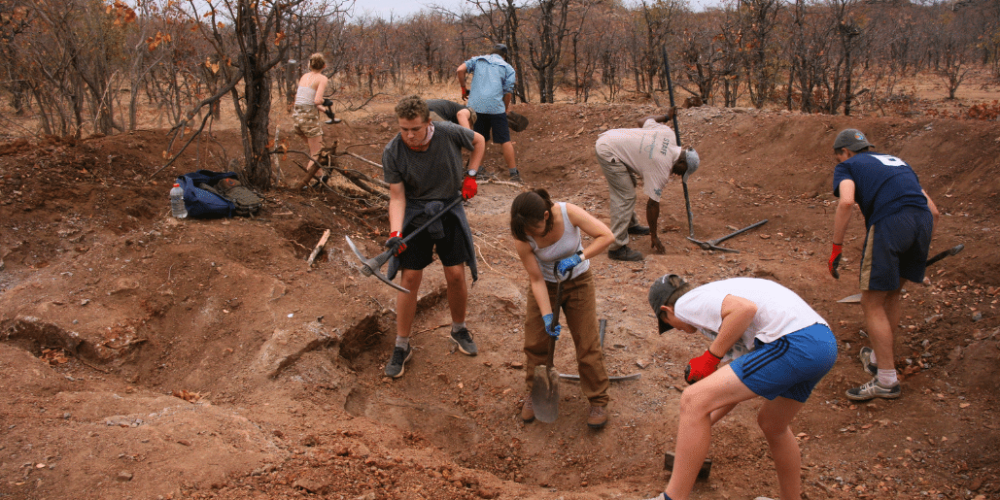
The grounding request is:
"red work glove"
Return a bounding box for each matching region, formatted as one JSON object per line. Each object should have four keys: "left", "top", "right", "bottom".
{"left": 685, "top": 349, "right": 722, "bottom": 384}
{"left": 385, "top": 231, "right": 406, "bottom": 257}
{"left": 828, "top": 243, "right": 843, "bottom": 279}
{"left": 462, "top": 175, "right": 477, "bottom": 200}
{"left": 461, "top": 88, "right": 469, "bottom": 101}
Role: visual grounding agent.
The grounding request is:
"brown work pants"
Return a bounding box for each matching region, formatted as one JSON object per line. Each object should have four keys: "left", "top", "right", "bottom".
{"left": 523, "top": 269, "right": 610, "bottom": 406}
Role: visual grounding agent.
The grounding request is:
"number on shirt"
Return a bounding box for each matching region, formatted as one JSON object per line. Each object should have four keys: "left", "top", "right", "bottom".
{"left": 871, "top": 154, "right": 907, "bottom": 167}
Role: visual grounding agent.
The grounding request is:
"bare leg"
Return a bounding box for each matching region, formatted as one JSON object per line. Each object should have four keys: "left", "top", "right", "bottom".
{"left": 664, "top": 367, "right": 757, "bottom": 500}
{"left": 860, "top": 287, "right": 901, "bottom": 372}
{"left": 306, "top": 135, "right": 324, "bottom": 181}
{"left": 395, "top": 269, "right": 423, "bottom": 338}
{"left": 758, "top": 396, "right": 806, "bottom": 500}
{"left": 501, "top": 141, "right": 516, "bottom": 171}
{"left": 442, "top": 264, "right": 467, "bottom": 324}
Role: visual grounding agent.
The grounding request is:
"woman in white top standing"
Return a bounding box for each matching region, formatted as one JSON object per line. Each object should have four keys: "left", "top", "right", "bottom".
{"left": 293, "top": 53, "right": 330, "bottom": 185}
{"left": 510, "top": 189, "right": 615, "bottom": 429}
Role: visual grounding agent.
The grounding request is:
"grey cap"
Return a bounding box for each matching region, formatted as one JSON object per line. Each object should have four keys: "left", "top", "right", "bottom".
{"left": 493, "top": 43, "right": 508, "bottom": 57}
{"left": 683, "top": 148, "right": 700, "bottom": 183}
{"left": 833, "top": 129, "right": 873, "bottom": 152}
{"left": 648, "top": 274, "right": 688, "bottom": 333}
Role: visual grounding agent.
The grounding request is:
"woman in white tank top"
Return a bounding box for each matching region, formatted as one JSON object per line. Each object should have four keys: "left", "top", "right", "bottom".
{"left": 510, "top": 189, "right": 616, "bottom": 429}
{"left": 293, "top": 53, "right": 330, "bottom": 186}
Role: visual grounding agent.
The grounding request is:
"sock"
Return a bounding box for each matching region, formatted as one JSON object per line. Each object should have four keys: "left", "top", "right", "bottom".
{"left": 877, "top": 368, "right": 898, "bottom": 387}
{"left": 451, "top": 322, "right": 466, "bottom": 333}
{"left": 395, "top": 336, "right": 410, "bottom": 349}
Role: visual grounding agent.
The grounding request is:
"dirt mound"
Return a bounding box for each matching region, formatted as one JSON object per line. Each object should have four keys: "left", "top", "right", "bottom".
{"left": 1, "top": 104, "right": 998, "bottom": 500}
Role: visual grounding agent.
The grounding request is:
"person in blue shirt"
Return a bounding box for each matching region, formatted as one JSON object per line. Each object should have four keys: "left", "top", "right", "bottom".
{"left": 456, "top": 44, "right": 520, "bottom": 182}
{"left": 827, "top": 129, "right": 939, "bottom": 401}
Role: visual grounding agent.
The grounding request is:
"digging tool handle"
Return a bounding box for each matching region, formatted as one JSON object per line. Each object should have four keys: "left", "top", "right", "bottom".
{"left": 662, "top": 46, "right": 682, "bottom": 147}
{"left": 926, "top": 244, "right": 964, "bottom": 267}
{"left": 366, "top": 197, "right": 465, "bottom": 269}
{"left": 547, "top": 263, "right": 564, "bottom": 367}
{"left": 711, "top": 219, "right": 768, "bottom": 246}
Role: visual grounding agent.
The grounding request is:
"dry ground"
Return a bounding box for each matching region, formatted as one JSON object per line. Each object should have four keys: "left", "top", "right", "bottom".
{"left": 1, "top": 87, "right": 999, "bottom": 500}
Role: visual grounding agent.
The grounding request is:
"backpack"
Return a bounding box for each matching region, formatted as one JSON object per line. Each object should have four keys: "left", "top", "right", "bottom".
{"left": 177, "top": 170, "right": 236, "bottom": 218}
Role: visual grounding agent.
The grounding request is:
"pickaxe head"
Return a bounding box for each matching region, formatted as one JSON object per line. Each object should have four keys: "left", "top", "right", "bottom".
{"left": 345, "top": 236, "right": 410, "bottom": 293}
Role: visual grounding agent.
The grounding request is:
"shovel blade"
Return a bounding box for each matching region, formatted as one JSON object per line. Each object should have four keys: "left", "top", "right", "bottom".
{"left": 530, "top": 365, "right": 560, "bottom": 423}
{"left": 838, "top": 293, "right": 862, "bottom": 303}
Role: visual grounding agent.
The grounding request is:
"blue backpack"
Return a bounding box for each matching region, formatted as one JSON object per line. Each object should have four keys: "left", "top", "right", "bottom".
{"left": 176, "top": 170, "right": 237, "bottom": 218}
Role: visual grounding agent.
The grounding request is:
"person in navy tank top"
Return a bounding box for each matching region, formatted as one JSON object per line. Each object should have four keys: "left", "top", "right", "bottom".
{"left": 827, "top": 129, "right": 939, "bottom": 402}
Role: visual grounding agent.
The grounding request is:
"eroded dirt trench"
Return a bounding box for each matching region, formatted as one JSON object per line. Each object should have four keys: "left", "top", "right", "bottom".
{"left": 2, "top": 107, "right": 1000, "bottom": 500}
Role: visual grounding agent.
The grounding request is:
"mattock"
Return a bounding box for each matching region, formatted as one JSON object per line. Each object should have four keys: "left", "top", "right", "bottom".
{"left": 345, "top": 197, "right": 463, "bottom": 293}
{"left": 662, "top": 46, "right": 766, "bottom": 253}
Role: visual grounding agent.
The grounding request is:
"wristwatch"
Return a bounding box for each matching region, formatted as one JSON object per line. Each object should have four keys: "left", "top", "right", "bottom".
{"left": 467, "top": 169, "right": 478, "bottom": 177}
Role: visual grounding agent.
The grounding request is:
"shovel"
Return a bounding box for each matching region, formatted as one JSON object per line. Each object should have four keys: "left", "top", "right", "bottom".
{"left": 837, "top": 244, "right": 964, "bottom": 303}
{"left": 531, "top": 264, "right": 563, "bottom": 423}
{"left": 345, "top": 197, "right": 463, "bottom": 293}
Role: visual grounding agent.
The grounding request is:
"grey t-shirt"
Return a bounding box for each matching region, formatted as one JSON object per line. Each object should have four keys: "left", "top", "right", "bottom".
{"left": 382, "top": 121, "right": 475, "bottom": 200}
{"left": 426, "top": 99, "right": 468, "bottom": 124}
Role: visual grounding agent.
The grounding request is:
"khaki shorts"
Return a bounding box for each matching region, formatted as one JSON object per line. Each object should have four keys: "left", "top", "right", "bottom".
{"left": 292, "top": 105, "right": 322, "bottom": 138}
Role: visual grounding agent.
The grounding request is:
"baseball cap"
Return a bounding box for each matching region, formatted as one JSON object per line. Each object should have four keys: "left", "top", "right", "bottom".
{"left": 833, "top": 129, "right": 873, "bottom": 152}
{"left": 648, "top": 273, "right": 689, "bottom": 333}
{"left": 683, "top": 148, "right": 700, "bottom": 183}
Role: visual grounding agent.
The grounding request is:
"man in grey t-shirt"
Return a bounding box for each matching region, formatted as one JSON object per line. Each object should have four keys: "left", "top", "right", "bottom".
{"left": 381, "top": 95, "right": 486, "bottom": 379}
{"left": 426, "top": 99, "right": 477, "bottom": 130}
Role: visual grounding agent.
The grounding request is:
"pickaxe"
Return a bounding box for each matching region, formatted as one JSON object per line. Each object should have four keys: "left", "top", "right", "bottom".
{"left": 345, "top": 198, "right": 463, "bottom": 293}
{"left": 687, "top": 219, "right": 769, "bottom": 253}
{"left": 662, "top": 47, "right": 698, "bottom": 238}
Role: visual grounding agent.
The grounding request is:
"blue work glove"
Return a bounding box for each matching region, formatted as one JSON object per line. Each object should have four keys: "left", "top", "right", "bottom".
{"left": 542, "top": 313, "right": 561, "bottom": 338}
{"left": 556, "top": 252, "right": 583, "bottom": 279}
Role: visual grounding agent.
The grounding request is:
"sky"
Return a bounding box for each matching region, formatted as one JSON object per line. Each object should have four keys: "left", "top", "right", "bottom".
{"left": 351, "top": 0, "right": 721, "bottom": 20}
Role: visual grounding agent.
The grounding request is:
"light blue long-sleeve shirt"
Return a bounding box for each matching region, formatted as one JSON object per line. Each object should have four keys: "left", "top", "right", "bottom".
{"left": 463, "top": 54, "right": 516, "bottom": 115}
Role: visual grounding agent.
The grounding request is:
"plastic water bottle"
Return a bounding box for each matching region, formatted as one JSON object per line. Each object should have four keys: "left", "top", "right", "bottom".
{"left": 170, "top": 183, "right": 188, "bottom": 219}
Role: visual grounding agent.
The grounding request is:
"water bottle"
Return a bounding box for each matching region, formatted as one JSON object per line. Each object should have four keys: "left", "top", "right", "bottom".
{"left": 170, "top": 183, "right": 188, "bottom": 219}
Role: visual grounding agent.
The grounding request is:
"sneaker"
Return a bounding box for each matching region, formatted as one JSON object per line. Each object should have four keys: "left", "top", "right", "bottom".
{"left": 520, "top": 395, "right": 535, "bottom": 423}
{"left": 449, "top": 328, "right": 478, "bottom": 356}
{"left": 859, "top": 346, "right": 877, "bottom": 376}
{"left": 587, "top": 405, "right": 608, "bottom": 429}
{"left": 608, "top": 245, "right": 643, "bottom": 261}
{"left": 846, "top": 377, "right": 900, "bottom": 401}
{"left": 384, "top": 345, "right": 412, "bottom": 378}
{"left": 509, "top": 169, "right": 522, "bottom": 183}
{"left": 627, "top": 225, "right": 650, "bottom": 235}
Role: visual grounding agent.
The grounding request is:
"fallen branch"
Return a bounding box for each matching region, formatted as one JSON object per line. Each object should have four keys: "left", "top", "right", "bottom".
{"left": 307, "top": 229, "right": 331, "bottom": 268}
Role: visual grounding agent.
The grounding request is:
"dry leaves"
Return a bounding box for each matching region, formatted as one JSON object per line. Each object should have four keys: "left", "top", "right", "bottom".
{"left": 40, "top": 348, "right": 69, "bottom": 366}
{"left": 172, "top": 390, "right": 203, "bottom": 403}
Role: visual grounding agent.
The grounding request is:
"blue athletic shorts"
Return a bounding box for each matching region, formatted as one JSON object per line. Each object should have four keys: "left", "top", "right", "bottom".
{"left": 397, "top": 214, "right": 471, "bottom": 271}
{"left": 472, "top": 112, "right": 511, "bottom": 144}
{"left": 729, "top": 323, "right": 837, "bottom": 403}
{"left": 860, "top": 207, "right": 933, "bottom": 291}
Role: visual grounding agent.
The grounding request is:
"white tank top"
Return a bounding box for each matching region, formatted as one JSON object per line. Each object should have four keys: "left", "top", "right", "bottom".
{"left": 294, "top": 86, "right": 317, "bottom": 106}
{"left": 527, "top": 203, "right": 589, "bottom": 282}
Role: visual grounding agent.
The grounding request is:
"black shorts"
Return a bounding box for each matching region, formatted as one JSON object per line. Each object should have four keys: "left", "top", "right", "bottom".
{"left": 472, "top": 112, "right": 511, "bottom": 144}
{"left": 860, "top": 207, "right": 933, "bottom": 291}
{"left": 397, "top": 214, "right": 471, "bottom": 270}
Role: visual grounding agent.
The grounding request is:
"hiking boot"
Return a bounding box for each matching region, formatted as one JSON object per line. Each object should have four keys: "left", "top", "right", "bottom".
{"left": 846, "top": 377, "right": 900, "bottom": 401}
{"left": 608, "top": 245, "right": 643, "bottom": 261}
{"left": 520, "top": 395, "right": 535, "bottom": 423}
{"left": 449, "top": 328, "right": 478, "bottom": 356}
{"left": 587, "top": 405, "right": 608, "bottom": 429}
{"left": 384, "top": 345, "right": 412, "bottom": 378}
{"left": 627, "top": 224, "right": 650, "bottom": 235}
{"left": 859, "top": 346, "right": 877, "bottom": 376}
{"left": 509, "top": 169, "right": 522, "bottom": 183}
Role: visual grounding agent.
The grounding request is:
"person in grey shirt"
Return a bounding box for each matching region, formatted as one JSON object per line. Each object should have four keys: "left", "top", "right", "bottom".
{"left": 381, "top": 96, "right": 486, "bottom": 378}
{"left": 426, "top": 99, "right": 476, "bottom": 130}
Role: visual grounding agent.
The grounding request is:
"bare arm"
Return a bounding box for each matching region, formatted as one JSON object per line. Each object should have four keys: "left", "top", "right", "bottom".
{"left": 565, "top": 203, "right": 614, "bottom": 258}
{"left": 923, "top": 189, "right": 940, "bottom": 238}
{"left": 468, "top": 132, "right": 486, "bottom": 172}
{"left": 456, "top": 63, "right": 468, "bottom": 93}
{"left": 708, "top": 295, "right": 758, "bottom": 358}
{"left": 646, "top": 198, "right": 664, "bottom": 254}
{"left": 388, "top": 182, "right": 406, "bottom": 234}
{"left": 503, "top": 93, "right": 512, "bottom": 113}
{"left": 515, "top": 239, "right": 553, "bottom": 317}
{"left": 456, "top": 109, "right": 473, "bottom": 130}
{"left": 833, "top": 179, "right": 856, "bottom": 245}
{"left": 313, "top": 75, "right": 329, "bottom": 109}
